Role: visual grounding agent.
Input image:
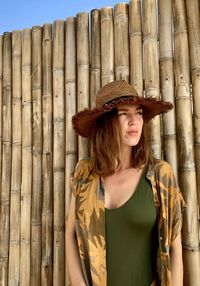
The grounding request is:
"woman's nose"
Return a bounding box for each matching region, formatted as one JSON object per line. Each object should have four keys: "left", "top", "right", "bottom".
{"left": 128, "top": 114, "right": 136, "bottom": 125}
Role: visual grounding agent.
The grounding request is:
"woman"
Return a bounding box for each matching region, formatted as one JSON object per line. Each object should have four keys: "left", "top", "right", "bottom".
{"left": 66, "top": 80, "right": 186, "bottom": 286}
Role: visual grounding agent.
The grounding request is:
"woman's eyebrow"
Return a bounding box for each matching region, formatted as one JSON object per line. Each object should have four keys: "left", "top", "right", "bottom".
{"left": 118, "top": 106, "right": 143, "bottom": 111}
{"left": 118, "top": 108, "right": 129, "bottom": 111}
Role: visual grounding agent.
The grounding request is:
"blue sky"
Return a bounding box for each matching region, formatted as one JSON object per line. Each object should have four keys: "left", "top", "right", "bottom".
{"left": 0, "top": 0, "right": 129, "bottom": 35}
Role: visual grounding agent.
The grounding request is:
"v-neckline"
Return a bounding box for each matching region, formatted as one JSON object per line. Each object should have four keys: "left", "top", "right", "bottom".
{"left": 101, "top": 166, "right": 147, "bottom": 211}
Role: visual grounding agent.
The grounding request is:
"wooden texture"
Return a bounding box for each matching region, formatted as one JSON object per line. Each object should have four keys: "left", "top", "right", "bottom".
{"left": 21, "top": 28, "right": 32, "bottom": 286}
{"left": 185, "top": 0, "right": 200, "bottom": 208}
{"left": 143, "top": 0, "right": 161, "bottom": 159}
{"left": 31, "top": 25, "right": 42, "bottom": 286}
{"left": 0, "top": 36, "right": 2, "bottom": 186}
{"left": 91, "top": 9, "right": 101, "bottom": 108}
{"left": 173, "top": 0, "right": 200, "bottom": 284}
{"left": 65, "top": 17, "right": 77, "bottom": 286}
{"left": 101, "top": 7, "right": 114, "bottom": 85}
{"left": 0, "top": 32, "right": 12, "bottom": 286}
{"left": 158, "top": 0, "right": 178, "bottom": 178}
{"left": 41, "top": 23, "right": 53, "bottom": 286}
{"left": 129, "top": 0, "right": 143, "bottom": 97}
{"left": 114, "top": 3, "right": 129, "bottom": 81}
{"left": 8, "top": 30, "right": 21, "bottom": 286}
{"left": 53, "top": 20, "right": 65, "bottom": 286}
{"left": 76, "top": 13, "right": 90, "bottom": 159}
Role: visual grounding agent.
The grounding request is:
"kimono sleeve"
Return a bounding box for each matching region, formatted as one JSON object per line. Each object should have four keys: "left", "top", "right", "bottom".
{"left": 70, "top": 169, "right": 77, "bottom": 198}
{"left": 70, "top": 158, "right": 92, "bottom": 198}
{"left": 169, "top": 170, "right": 187, "bottom": 243}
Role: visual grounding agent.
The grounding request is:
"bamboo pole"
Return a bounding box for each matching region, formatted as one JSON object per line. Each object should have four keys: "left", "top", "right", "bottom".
{"left": 8, "top": 30, "right": 22, "bottom": 286}
{"left": 129, "top": 0, "right": 143, "bottom": 97}
{"left": 21, "top": 28, "right": 32, "bottom": 286}
{"left": 41, "top": 23, "right": 53, "bottom": 286}
{"left": 158, "top": 0, "right": 178, "bottom": 179}
{"left": 76, "top": 13, "right": 90, "bottom": 159}
{"left": 101, "top": 7, "right": 114, "bottom": 86}
{"left": 53, "top": 20, "right": 65, "bottom": 286}
{"left": 0, "top": 36, "right": 2, "bottom": 186}
{"left": 31, "top": 25, "right": 42, "bottom": 286}
{"left": 65, "top": 17, "right": 77, "bottom": 286}
{"left": 143, "top": 0, "right": 161, "bottom": 159}
{"left": 173, "top": 0, "right": 200, "bottom": 284}
{"left": 90, "top": 9, "right": 101, "bottom": 108}
{"left": 0, "top": 32, "right": 12, "bottom": 286}
{"left": 114, "top": 3, "right": 129, "bottom": 81}
{"left": 185, "top": 0, "right": 200, "bottom": 209}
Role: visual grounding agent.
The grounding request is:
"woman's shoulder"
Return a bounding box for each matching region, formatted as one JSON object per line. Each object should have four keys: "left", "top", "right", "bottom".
{"left": 149, "top": 158, "right": 174, "bottom": 176}
{"left": 70, "top": 158, "right": 93, "bottom": 195}
{"left": 73, "top": 157, "right": 93, "bottom": 179}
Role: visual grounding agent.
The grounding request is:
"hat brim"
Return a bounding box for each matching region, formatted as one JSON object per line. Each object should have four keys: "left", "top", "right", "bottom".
{"left": 72, "top": 96, "right": 173, "bottom": 137}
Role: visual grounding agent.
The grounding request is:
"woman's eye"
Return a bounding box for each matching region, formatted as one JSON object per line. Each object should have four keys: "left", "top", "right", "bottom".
{"left": 136, "top": 110, "right": 143, "bottom": 116}
{"left": 118, "top": 112, "right": 127, "bottom": 116}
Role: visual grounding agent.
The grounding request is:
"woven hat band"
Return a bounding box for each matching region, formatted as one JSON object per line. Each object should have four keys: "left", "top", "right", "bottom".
{"left": 96, "top": 80, "right": 138, "bottom": 108}
{"left": 102, "top": 95, "right": 136, "bottom": 108}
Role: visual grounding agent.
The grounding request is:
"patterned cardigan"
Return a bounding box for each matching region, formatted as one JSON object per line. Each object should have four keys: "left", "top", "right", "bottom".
{"left": 70, "top": 158, "right": 186, "bottom": 286}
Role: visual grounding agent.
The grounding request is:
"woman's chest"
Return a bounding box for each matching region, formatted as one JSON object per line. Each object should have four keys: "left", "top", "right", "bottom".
{"left": 102, "top": 169, "right": 143, "bottom": 209}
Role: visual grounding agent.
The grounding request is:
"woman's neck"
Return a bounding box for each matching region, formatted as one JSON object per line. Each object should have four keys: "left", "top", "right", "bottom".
{"left": 118, "top": 146, "right": 133, "bottom": 170}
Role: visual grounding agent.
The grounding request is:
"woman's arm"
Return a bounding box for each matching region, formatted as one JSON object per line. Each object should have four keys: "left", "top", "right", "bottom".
{"left": 170, "top": 232, "right": 183, "bottom": 286}
{"left": 66, "top": 195, "right": 86, "bottom": 286}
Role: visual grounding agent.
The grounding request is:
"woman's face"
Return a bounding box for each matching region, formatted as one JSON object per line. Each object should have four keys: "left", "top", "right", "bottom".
{"left": 117, "top": 104, "right": 143, "bottom": 148}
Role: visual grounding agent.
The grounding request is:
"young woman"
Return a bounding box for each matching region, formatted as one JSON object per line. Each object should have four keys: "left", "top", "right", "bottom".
{"left": 66, "top": 80, "right": 186, "bottom": 286}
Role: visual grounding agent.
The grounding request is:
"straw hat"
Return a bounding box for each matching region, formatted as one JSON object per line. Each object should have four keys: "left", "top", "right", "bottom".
{"left": 72, "top": 80, "right": 173, "bottom": 137}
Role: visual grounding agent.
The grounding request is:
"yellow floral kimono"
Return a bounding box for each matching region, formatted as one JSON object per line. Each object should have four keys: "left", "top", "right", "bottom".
{"left": 70, "top": 158, "right": 186, "bottom": 286}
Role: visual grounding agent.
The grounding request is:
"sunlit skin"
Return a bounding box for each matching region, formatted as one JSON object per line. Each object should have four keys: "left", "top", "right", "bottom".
{"left": 117, "top": 104, "right": 143, "bottom": 169}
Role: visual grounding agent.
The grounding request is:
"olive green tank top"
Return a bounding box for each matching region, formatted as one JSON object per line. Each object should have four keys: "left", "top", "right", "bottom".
{"left": 105, "top": 169, "right": 158, "bottom": 286}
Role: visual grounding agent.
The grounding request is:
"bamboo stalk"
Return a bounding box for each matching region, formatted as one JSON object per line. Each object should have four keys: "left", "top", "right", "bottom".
{"left": 0, "top": 32, "right": 12, "bottom": 286}
{"left": 41, "top": 23, "right": 53, "bottom": 286}
{"left": 0, "top": 36, "right": 2, "bottom": 186}
{"left": 8, "top": 30, "right": 22, "bottom": 286}
{"left": 76, "top": 13, "right": 90, "bottom": 159}
{"left": 114, "top": 3, "right": 129, "bottom": 81}
{"left": 158, "top": 0, "right": 178, "bottom": 179}
{"left": 31, "top": 25, "right": 42, "bottom": 286}
{"left": 65, "top": 17, "right": 77, "bottom": 286}
{"left": 90, "top": 9, "right": 101, "bottom": 108}
{"left": 21, "top": 28, "right": 32, "bottom": 286}
{"left": 101, "top": 7, "right": 114, "bottom": 86}
{"left": 185, "top": 0, "right": 200, "bottom": 210}
{"left": 143, "top": 0, "right": 161, "bottom": 159}
{"left": 173, "top": 0, "right": 200, "bottom": 284}
{"left": 53, "top": 20, "right": 65, "bottom": 286}
{"left": 129, "top": 0, "right": 143, "bottom": 97}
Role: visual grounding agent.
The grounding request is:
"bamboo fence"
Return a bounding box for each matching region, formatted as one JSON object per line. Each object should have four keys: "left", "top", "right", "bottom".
{"left": 53, "top": 20, "right": 65, "bottom": 286}
{"left": 42, "top": 23, "right": 53, "bottom": 286}
{"left": 76, "top": 13, "right": 90, "bottom": 159}
{"left": 158, "top": 0, "right": 178, "bottom": 179}
{"left": 0, "top": 32, "right": 12, "bottom": 286}
{"left": 9, "top": 30, "right": 21, "bottom": 286}
{"left": 31, "top": 25, "right": 42, "bottom": 286}
{"left": 21, "top": 28, "right": 32, "bottom": 286}
{"left": 101, "top": 7, "right": 114, "bottom": 86}
{"left": 65, "top": 17, "right": 77, "bottom": 286}
{"left": 173, "top": 0, "right": 200, "bottom": 284}
{"left": 0, "top": 1, "right": 200, "bottom": 285}
{"left": 129, "top": 0, "right": 143, "bottom": 97}
{"left": 0, "top": 36, "right": 2, "bottom": 187}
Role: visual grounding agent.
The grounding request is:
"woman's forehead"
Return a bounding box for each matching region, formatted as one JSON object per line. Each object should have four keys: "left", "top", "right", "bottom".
{"left": 117, "top": 103, "right": 142, "bottom": 110}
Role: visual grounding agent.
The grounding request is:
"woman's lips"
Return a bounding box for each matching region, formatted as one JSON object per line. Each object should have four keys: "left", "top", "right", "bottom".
{"left": 127, "top": 130, "right": 138, "bottom": 135}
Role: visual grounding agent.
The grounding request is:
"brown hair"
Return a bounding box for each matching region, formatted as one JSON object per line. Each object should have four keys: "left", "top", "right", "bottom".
{"left": 91, "top": 108, "right": 151, "bottom": 176}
